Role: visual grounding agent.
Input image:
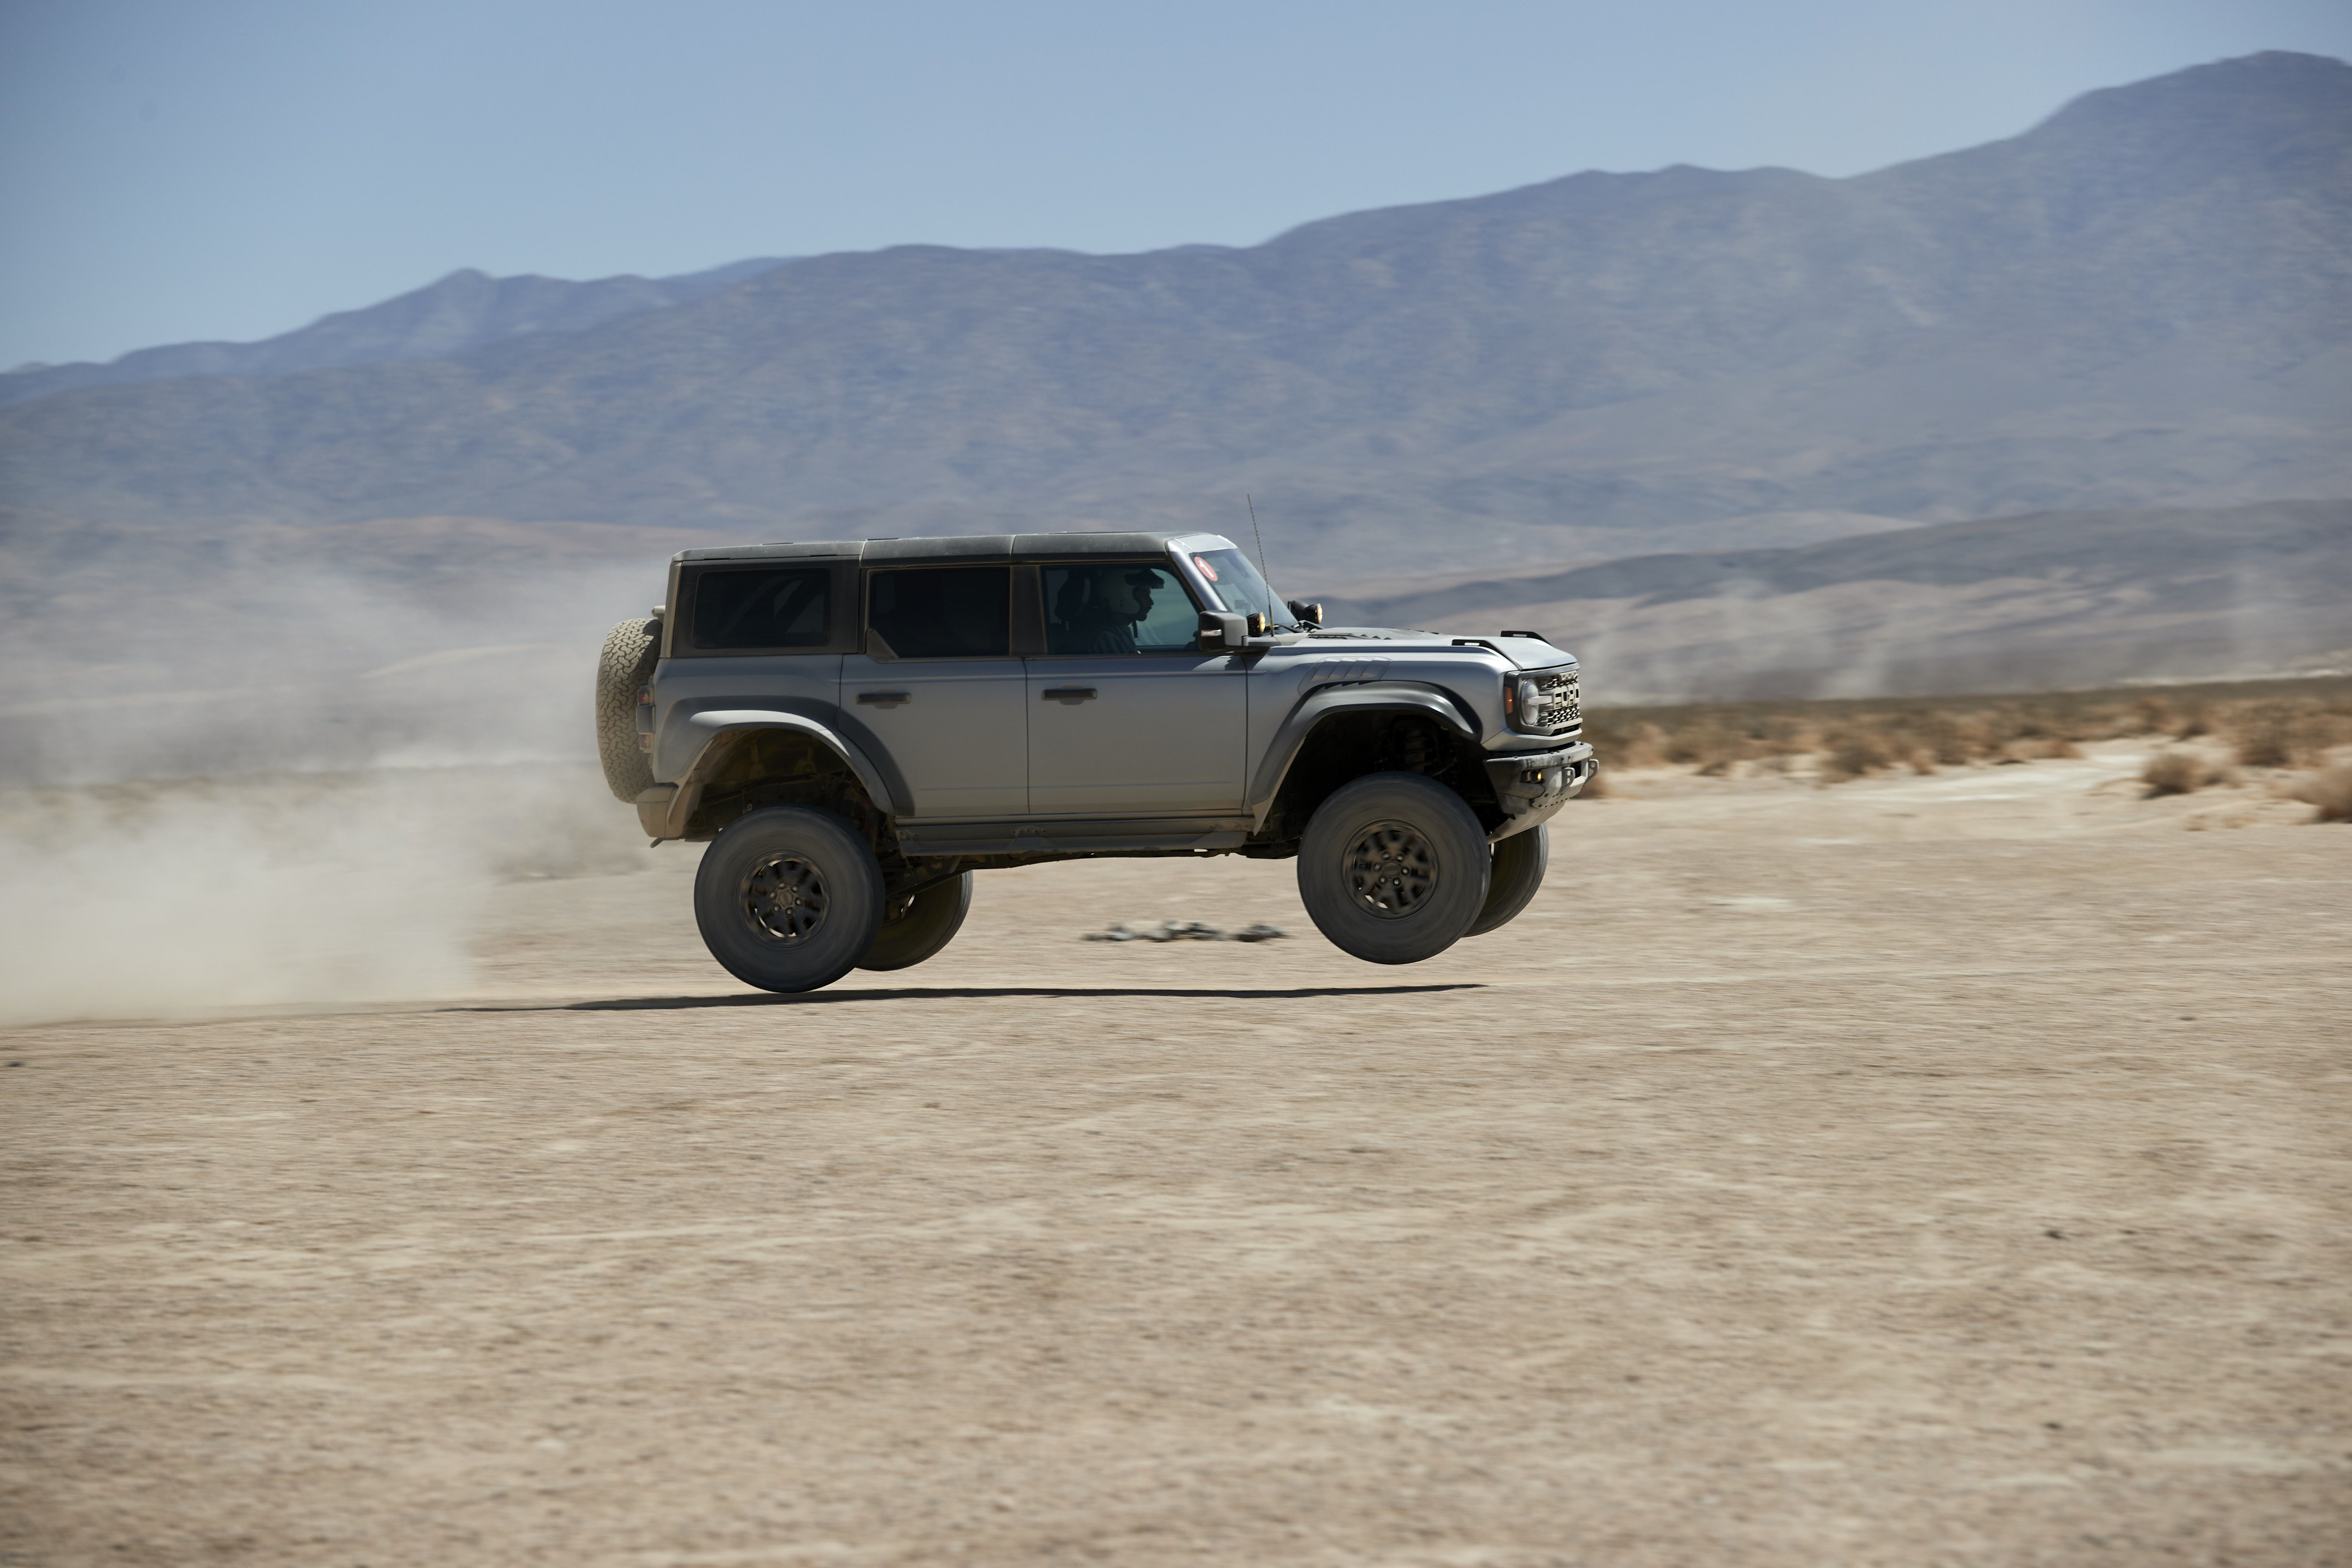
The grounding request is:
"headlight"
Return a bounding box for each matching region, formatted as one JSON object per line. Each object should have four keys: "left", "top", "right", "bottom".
{"left": 1514, "top": 676, "right": 1545, "bottom": 728}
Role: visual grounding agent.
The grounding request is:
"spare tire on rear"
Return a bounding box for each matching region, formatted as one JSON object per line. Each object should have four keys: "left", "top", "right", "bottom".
{"left": 596, "top": 616, "right": 661, "bottom": 802}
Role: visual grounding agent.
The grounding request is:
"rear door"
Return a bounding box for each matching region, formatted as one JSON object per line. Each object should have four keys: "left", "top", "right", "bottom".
{"left": 1025, "top": 560, "right": 1246, "bottom": 816}
{"left": 840, "top": 565, "right": 1028, "bottom": 818}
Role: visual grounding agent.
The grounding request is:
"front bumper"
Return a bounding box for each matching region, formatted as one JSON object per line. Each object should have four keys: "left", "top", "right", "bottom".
{"left": 1483, "top": 741, "right": 1596, "bottom": 841}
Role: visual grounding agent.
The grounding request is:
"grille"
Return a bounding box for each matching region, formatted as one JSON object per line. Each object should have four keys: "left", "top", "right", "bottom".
{"left": 1529, "top": 668, "right": 1581, "bottom": 736}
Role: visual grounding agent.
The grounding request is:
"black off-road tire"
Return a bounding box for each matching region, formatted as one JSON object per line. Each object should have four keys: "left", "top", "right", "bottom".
{"left": 859, "top": 872, "right": 974, "bottom": 972}
{"left": 694, "top": 808, "right": 885, "bottom": 993}
{"left": 1297, "top": 772, "right": 1491, "bottom": 965}
{"left": 596, "top": 616, "right": 661, "bottom": 803}
{"left": 1466, "top": 824, "right": 1549, "bottom": 938}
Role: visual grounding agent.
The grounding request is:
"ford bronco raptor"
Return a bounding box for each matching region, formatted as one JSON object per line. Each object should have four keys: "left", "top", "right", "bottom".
{"left": 595, "top": 531, "right": 1594, "bottom": 992}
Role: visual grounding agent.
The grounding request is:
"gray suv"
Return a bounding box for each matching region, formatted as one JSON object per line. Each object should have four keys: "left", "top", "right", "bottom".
{"left": 595, "top": 531, "right": 1594, "bottom": 992}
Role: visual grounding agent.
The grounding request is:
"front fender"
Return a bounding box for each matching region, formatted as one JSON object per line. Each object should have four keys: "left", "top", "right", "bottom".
{"left": 1247, "top": 682, "right": 1481, "bottom": 830}
{"left": 636, "top": 707, "right": 906, "bottom": 840}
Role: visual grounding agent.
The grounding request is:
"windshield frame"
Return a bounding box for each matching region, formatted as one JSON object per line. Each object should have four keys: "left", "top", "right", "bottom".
{"left": 1184, "top": 546, "right": 1294, "bottom": 628}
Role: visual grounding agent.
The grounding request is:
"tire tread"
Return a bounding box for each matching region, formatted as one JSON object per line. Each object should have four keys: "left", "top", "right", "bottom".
{"left": 596, "top": 617, "right": 660, "bottom": 803}
{"left": 1295, "top": 772, "right": 1490, "bottom": 965}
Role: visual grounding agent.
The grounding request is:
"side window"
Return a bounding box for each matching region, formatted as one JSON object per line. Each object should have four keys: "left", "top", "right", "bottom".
{"left": 689, "top": 567, "right": 831, "bottom": 651}
{"left": 867, "top": 567, "right": 1011, "bottom": 659}
{"left": 1041, "top": 564, "right": 1200, "bottom": 655}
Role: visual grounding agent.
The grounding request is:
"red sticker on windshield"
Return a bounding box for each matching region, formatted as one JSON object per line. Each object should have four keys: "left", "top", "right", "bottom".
{"left": 1193, "top": 555, "right": 1219, "bottom": 581}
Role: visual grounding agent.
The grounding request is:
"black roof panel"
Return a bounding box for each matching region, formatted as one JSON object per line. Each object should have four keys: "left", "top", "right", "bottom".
{"left": 676, "top": 529, "right": 1226, "bottom": 565}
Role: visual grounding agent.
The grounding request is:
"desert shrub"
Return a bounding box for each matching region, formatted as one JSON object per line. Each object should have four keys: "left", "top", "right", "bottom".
{"left": 2006, "top": 698, "right": 2094, "bottom": 745}
{"left": 2232, "top": 704, "right": 2293, "bottom": 767}
{"left": 1681, "top": 722, "right": 1774, "bottom": 774}
{"left": 1979, "top": 703, "right": 2078, "bottom": 756}
{"left": 1579, "top": 676, "right": 2350, "bottom": 788}
{"left": 2141, "top": 750, "right": 2214, "bottom": 796}
{"left": 1660, "top": 724, "right": 1724, "bottom": 766}
{"left": 1588, "top": 719, "right": 1669, "bottom": 769}
{"left": 2231, "top": 702, "right": 2330, "bottom": 768}
{"left": 1991, "top": 732, "right": 2082, "bottom": 763}
{"left": 2292, "top": 764, "right": 2352, "bottom": 823}
{"left": 1929, "top": 713, "right": 1995, "bottom": 766}
{"left": 1821, "top": 730, "right": 1893, "bottom": 780}
{"left": 2132, "top": 695, "right": 2176, "bottom": 736}
{"left": 1972, "top": 706, "right": 2018, "bottom": 749}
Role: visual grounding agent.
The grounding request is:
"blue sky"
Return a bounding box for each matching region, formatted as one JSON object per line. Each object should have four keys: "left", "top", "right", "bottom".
{"left": 3, "top": 0, "right": 2347, "bottom": 369}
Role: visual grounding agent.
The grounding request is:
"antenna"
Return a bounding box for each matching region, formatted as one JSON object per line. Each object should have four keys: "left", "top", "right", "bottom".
{"left": 1246, "top": 494, "right": 1270, "bottom": 586}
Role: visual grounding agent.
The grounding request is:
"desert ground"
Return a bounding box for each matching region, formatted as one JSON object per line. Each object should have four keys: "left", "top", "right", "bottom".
{"left": 3, "top": 743, "right": 2348, "bottom": 1566}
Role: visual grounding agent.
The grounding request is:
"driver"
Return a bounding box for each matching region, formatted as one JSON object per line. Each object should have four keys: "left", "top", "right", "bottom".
{"left": 1052, "top": 566, "right": 1165, "bottom": 654}
{"left": 1119, "top": 568, "right": 1160, "bottom": 626}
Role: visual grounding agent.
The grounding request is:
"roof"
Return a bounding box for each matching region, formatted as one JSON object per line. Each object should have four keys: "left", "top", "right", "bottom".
{"left": 676, "top": 530, "right": 1233, "bottom": 565}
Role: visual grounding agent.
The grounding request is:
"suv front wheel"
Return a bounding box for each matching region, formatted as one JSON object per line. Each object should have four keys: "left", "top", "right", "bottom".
{"left": 694, "top": 807, "right": 885, "bottom": 993}
{"left": 1466, "top": 824, "right": 1548, "bottom": 937}
{"left": 1297, "top": 772, "right": 1491, "bottom": 964}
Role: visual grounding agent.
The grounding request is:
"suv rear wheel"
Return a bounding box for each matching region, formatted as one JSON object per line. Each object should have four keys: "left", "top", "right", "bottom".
{"left": 1297, "top": 772, "right": 1490, "bottom": 964}
{"left": 859, "top": 872, "right": 974, "bottom": 971}
{"left": 694, "top": 807, "right": 884, "bottom": 993}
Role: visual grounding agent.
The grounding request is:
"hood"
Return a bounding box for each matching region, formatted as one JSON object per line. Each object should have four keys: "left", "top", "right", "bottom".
{"left": 1308, "top": 627, "right": 1575, "bottom": 670}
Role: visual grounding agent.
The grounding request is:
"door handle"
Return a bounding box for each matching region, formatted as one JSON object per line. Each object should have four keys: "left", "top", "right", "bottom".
{"left": 1040, "top": 686, "right": 1098, "bottom": 703}
{"left": 856, "top": 690, "right": 912, "bottom": 707}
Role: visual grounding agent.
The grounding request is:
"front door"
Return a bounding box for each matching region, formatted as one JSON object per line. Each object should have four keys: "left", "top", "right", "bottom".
{"left": 841, "top": 565, "right": 1028, "bottom": 818}
{"left": 1026, "top": 560, "right": 1246, "bottom": 816}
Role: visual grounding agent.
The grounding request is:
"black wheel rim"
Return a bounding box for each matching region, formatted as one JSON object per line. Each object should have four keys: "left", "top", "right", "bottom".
{"left": 1345, "top": 820, "right": 1438, "bottom": 919}
{"left": 743, "top": 853, "right": 829, "bottom": 943}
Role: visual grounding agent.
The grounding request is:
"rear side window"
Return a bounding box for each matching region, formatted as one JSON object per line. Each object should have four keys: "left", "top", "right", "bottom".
{"left": 867, "top": 567, "right": 1011, "bottom": 659}
{"left": 1042, "top": 563, "right": 1200, "bottom": 654}
{"left": 689, "top": 567, "right": 831, "bottom": 650}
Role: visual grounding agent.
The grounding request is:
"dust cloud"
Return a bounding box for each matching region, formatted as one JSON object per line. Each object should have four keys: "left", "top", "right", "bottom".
{"left": 0, "top": 782, "right": 483, "bottom": 1024}
{"left": 0, "top": 514, "right": 677, "bottom": 1023}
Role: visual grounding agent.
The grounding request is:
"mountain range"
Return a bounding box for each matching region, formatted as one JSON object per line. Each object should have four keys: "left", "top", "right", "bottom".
{"left": 0, "top": 49, "right": 2348, "bottom": 738}
{"left": 0, "top": 256, "right": 789, "bottom": 408}
{"left": 2, "top": 50, "right": 2346, "bottom": 588}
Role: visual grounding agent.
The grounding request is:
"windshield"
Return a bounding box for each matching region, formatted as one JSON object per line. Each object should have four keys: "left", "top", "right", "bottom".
{"left": 1188, "top": 548, "right": 1294, "bottom": 627}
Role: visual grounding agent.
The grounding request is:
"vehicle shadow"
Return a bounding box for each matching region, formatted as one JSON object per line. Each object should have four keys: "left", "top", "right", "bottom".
{"left": 450, "top": 983, "right": 1483, "bottom": 1013}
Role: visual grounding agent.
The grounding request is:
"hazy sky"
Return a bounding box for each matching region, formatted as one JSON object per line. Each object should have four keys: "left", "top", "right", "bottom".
{"left": 3, "top": 0, "right": 2347, "bottom": 369}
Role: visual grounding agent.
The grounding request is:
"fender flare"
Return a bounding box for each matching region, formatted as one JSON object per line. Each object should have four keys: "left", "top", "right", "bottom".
{"left": 1246, "top": 682, "right": 1483, "bottom": 831}
{"left": 637, "top": 707, "right": 907, "bottom": 840}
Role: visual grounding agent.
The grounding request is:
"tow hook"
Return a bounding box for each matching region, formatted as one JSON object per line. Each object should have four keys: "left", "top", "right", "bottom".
{"left": 1484, "top": 744, "right": 1595, "bottom": 816}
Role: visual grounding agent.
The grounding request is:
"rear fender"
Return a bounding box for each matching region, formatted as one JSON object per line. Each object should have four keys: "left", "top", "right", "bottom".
{"left": 637, "top": 707, "right": 905, "bottom": 840}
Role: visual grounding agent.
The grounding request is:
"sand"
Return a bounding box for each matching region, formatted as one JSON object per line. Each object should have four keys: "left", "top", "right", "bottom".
{"left": 4, "top": 745, "right": 2348, "bottom": 1565}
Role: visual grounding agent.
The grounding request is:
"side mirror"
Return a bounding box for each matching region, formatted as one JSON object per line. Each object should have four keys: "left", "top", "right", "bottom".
{"left": 1197, "top": 610, "right": 1250, "bottom": 651}
{"left": 1287, "top": 599, "right": 1323, "bottom": 627}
